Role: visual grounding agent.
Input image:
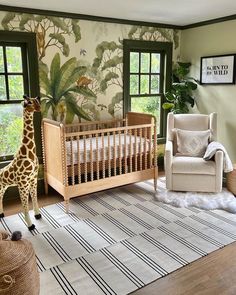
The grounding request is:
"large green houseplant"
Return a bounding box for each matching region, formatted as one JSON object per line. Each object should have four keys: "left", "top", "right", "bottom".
{"left": 162, "top": 62, "right": 198, "bottom": 113}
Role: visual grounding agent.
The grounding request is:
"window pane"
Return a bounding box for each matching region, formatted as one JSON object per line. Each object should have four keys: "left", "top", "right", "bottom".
{"left": 141, "top": 53, "right": 150, "bottom": 73}
{"left": 0, "top": 104, "right": 23, "bottom": 158}
{"left": 140, "top": 75, "right": 149, "bottom": 94}
{"left": 130, "top": 74, "right": 139, "bottom": 95}
{"left": 130, "top": 52, "right": 139, "bottom": 73}
{"left": 0, "top": 47, "right": 4, "bottom": 72}
{"left": 151, "top": 75, "right": 160, "bottom": 94}
{"left": 131, "top": 96, "right": 160, "bottom": 133}
{"left": 6, "top": 47, "right": 23, "bottom": 73}
{"left": 8, "top": 75, "right": 24, "bottom": 100}
{"left": 151, "top": 53, "right": 160, "bottom": 73}
{"left": 0, "top": 76, "right": 6, "bottom": 100}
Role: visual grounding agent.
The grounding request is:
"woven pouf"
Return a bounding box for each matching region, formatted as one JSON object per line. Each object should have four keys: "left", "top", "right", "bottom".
{"left": 0, "top": 231, "right": 40, "bottom": 295}
{"left": 227, "top": 164, "right": 236, "bottom": 195}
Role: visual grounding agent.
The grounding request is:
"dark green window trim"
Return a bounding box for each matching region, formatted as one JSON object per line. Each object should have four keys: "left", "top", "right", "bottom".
{"left": 0, "top": 31, "right": 41, "bottom": 163}
{"left": 123, "top": 39, "right": 172, "bottom": 142}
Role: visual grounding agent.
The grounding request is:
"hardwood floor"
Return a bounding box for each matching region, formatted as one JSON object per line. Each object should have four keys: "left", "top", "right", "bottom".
{"left": 2, "top": 183, "right": 236, "bottom": 295}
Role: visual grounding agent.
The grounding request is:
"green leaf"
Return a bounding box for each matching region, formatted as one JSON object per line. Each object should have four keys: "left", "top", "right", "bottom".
{"left": 1, "top": 13, "right": 16, "bottom": 30}
{"left": 177, "top": 62, "right": 191, "bottom": 68}
{"left": 165, "top": 92, "right": 175, "bottom": 102}
{"left": 71, "top": 19, "right": 81, "bottom": 42}
{"left": 62, "top": 66, "right": 87, "bottom": 91}
{"left": 71, "top": 86, "right": 97, "bottom": 99}
{"left": 100, "top": 72, "right": 119, "bottom": 92}
{"left": 19, "top": 14, "right": 34, "bottom": 30}
{"left": 38, "top": 60, "right": 49, "bottom": 75}
{"left": 47, "top": 17, "right": 69, "bottom": 33}
{"left": 128, "top": 26, "right": 139, "bottom": 39}
{"left": 39, "top": 70, "right": 51, "bottom": 95}
{"left": 50, "top": 53, "right": 61, "bottom": 97}
{"left": 64, "top": 93, "right": 91, "bottom": 121}
{"left": 101, "top": 56, "right": 123, "bottom": 71}
{"left": 55, "top": 57, "right": 77, "bottom": 98}
{"left": 108, "top": 92, "right": 123, "bottom": 116}
{"left": 162, "top": 102, "right": 174, "bottom": 110}
{"left": 41, "top": 99, "right": 53, "bottom": 117}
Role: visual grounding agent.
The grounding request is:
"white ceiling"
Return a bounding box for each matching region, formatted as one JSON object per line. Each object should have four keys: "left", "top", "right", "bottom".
{"left": 1, "top": 0, "right": 236, "bottom": 26}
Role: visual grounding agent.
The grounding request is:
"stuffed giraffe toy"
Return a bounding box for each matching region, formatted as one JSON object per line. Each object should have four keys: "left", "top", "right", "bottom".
{"left": 0, "top": 95, "right": 42, "bottom": 230}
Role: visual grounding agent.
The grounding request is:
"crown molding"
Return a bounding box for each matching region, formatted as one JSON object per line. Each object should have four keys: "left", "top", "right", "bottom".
{"left": 0, "top": 5, "right": 181, "bottom": 29}
{"left": 0, "top": 4, "right": 236, "bottom": 32}
{"left": 182, "top": 14, "right": 236, "bottom": 29}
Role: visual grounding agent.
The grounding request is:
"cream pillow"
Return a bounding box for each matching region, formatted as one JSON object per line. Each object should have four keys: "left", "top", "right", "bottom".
{"left": 176, "top": 129, "right": 211, "bottom": 157}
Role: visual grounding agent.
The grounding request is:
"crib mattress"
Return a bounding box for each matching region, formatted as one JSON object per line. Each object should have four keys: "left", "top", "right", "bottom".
{"left": 66, "top": 134, "right": 151, "bottom": 165}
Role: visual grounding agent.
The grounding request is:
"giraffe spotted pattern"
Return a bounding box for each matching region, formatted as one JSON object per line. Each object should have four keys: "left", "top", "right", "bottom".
{"left": 0, "top": 96, "right": 42, "bottom": 230}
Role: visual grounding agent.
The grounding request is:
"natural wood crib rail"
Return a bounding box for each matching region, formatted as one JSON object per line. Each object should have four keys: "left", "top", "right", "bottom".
{"left": 42, "top": 112, "right": 158, "bottom": 212}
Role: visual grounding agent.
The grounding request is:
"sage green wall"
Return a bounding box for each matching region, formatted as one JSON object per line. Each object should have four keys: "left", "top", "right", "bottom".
{"left": 180, "top": 20, "right": 236, "bottom": 162}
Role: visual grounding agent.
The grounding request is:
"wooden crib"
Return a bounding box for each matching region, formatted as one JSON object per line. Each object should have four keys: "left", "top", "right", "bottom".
{"left": 42, "top": 112, "right": 158, "bottom": 211}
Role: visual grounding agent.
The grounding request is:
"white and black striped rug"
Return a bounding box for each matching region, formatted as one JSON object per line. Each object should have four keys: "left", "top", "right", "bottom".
{"left": 1, "top": 179, "right": 236, "bottom": 295}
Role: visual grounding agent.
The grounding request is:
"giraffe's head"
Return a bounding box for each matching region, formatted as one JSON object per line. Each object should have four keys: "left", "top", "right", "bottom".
{"left": 23, "top": 95, "right": 41, "bottom": 112}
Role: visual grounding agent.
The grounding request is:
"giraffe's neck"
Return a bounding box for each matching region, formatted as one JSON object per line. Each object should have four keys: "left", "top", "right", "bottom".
{"left": 16, "top": 109, "right": 37, "bottom": 161}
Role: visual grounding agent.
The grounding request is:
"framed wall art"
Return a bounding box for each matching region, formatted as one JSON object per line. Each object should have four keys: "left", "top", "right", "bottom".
{"left": 200, "top": 54, "right": 236, "bottom": 85}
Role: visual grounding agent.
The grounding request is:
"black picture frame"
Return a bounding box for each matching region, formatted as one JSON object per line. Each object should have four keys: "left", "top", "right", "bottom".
{"left": 200, "top": 54, "right": 236, "bottom": 85}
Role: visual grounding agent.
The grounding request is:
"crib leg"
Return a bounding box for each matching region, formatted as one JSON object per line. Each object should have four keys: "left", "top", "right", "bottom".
{"left": 154, "top": 178, "right": 157, "bottom": 191}
{"left": 65, "top": 199, "right": 69, "bottom": 213}
{"left": 44, "top": 176, "right": 48, "bottom": 195}
{"left": 154, "top": 168, "right": 158, "bottom": 191}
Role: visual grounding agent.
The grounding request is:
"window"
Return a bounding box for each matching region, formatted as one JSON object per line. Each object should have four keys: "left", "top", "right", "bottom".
{"left": 123, "top": 40, "right": 172, "bottom": 141}
{"left": 0, "top": 31, "right": 40, "bottom": 162}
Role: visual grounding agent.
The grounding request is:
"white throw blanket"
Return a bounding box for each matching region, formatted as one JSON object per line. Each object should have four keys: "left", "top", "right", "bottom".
{"left": 203, "top": 141, "right": 233, "bottom": 173}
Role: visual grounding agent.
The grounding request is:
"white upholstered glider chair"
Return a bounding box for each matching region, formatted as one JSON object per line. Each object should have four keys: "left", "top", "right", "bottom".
{"left": 165, "top": 112, "right": 223, "bottom": 193}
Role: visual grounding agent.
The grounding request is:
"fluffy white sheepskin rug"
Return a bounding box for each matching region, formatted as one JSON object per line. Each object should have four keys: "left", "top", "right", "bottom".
{"left": 155, "top": 177, "right": 236, "bottom": 213}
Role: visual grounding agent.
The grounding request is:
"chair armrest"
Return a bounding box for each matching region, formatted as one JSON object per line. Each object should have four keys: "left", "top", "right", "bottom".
{"left": 165, "top": 140, "right": 173, "bottom": 189}
{"left": 215, "top": 150, "right": 223, "bottom": 192}
{"left": 165, "top": 140, "right": 173, "bottom": 162}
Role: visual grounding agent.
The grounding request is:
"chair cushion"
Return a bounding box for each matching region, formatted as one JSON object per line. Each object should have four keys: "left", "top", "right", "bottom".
{"left": 172, "top": 156, "right": 216, "bottom": 175}
{"left": 176, "top": 129, "right": 211, "bottom": 157}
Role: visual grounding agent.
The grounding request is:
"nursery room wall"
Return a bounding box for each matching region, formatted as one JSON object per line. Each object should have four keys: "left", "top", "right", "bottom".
{"left": 0, "top": 9, "right": 180, "bottom": 122}
{"left": 180, "top": 19, "right": 236, "bottom": 162}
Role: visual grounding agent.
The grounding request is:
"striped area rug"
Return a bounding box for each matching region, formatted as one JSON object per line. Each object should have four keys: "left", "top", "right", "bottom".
{"left": 1, "top": 179, "right": 236, "bottom": 295}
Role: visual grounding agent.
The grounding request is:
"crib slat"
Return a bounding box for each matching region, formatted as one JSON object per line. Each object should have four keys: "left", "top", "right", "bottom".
{"left": 90, "top": 134, "right": 93, "bottom": 181}
{"left": 134, "top": 128, "right": 138, "bottom": 172}
{"left": 144, "top": 127, "right": 147, "bottom": 170}
{"left": 129, "top": 130, "right": 132, "bottom": 173}
{"left": 149, "top": 127, "right": 152, "bottom": 168}
{"left": 102, "top": 132, "right": 105, "bottom": 179}
{"left": 119, "top": 130, "right": 122, "bottom": 175}
{"left": 96, "top": 134, "right": 99, "bottom": 180}
{"left": 113, "top": 131, "right": 116, "bottom": 176}
{"left": 140, "top": 128, "right": 143, "bottom": 171}
{"left": 70, "top": 136, "right": 75, "bottom": 185}
{"left": 124, "top": 130, "right": 127, "bottom": 174}
{"left": 108, "top": 132, "right": 111, "bottom": 178}
{"left": 77, "top": 137, "right": 81, "bottom": 184}
{"left": 62, "top": 132, "right": 68, "bottom": 187}
{"left": 83, "top": 135, "right": 87, "bottom": 182}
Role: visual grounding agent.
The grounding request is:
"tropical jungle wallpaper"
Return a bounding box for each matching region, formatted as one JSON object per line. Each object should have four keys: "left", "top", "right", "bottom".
{"left": 0, "top": 11, "right": 180, "bottom": 123}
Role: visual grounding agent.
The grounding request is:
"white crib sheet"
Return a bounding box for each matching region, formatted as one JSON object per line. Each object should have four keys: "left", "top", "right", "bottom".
{"left": 66, "top": 134, "right": 151, "bottom": 165}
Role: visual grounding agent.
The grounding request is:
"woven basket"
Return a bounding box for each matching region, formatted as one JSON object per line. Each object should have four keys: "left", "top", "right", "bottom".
{"left": 226, "top": 164, "right": 236, "bottom": 195}
{"left": 0, "top": 231, "right": 40, "bottom": 295}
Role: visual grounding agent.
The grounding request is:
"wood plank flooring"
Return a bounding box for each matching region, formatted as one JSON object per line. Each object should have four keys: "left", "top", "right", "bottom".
{"left": 2, "top": 183, "right": 236, "bottom": 295}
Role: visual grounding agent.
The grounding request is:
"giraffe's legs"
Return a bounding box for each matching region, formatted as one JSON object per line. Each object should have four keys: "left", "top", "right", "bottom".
{"left": 18, "top": 185, "right": 35, "bottom": 230}
{"left": 0, "top": 185, "right": 7, "bottom": 218}
{"left": 30, "top": 177, "right": 41, "bottom": 220}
